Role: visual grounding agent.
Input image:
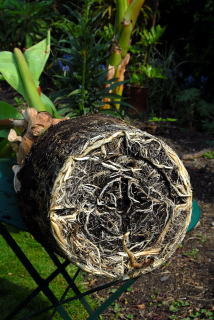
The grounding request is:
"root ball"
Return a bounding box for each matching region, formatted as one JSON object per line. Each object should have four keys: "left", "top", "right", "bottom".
{"left": 18, "top": 115, "right": 192, "bottom": 279}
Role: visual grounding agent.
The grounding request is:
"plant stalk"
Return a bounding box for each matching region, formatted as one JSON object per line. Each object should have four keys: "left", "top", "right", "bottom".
{"left": 14, "top": 48, "right": 47, "bottom": 112}
{"left": 80, "top": 50, "right": 87, "bottom": 114}
{"left": 0, "top": 119, "right": 26, "bottom": 128}
{"left": 115, "top": 0, "right": 128, "bottom": 35}
{"left": 108, "top": 0, "right": 146, "bottom": 108}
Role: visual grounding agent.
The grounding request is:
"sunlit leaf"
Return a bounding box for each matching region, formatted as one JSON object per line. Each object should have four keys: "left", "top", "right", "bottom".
{"left": 0, "top": 101, "right": 22, "bottom": 119}
{"left": 0, "top": 51, "right": 27, "bottom": 99}
{"left": 0, "top": 101, "right": 23, "bottom": 138}
{"left": 67, "top": 89, "right": 81, "bottom": 97}
{"left": 0, "top": 32, "right": 57, "bottom": 116}
{"left": 40, "top": 92, "right": 59, "bottom": 117}
{"left": 24, "top": 30, "right": 51, "bottom": 86}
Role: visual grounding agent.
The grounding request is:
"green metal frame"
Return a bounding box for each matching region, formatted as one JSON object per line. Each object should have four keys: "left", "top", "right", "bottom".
{"left": 0, "top": 158, "right": 200, "bottom": 319}
{"left": 0, "top": 221, "right": 139, "bottom": 320}
{"left": 0, "top": 159, "right": 139, "bottom": 319}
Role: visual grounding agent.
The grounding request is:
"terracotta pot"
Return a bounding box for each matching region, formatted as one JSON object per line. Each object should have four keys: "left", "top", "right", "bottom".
{"left": 126, "top": 85, "right": 148, "bottom": 116}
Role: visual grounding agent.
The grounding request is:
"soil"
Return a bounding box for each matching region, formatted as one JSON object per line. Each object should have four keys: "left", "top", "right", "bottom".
{"left": 87, "top": 123, "right": 214, "bottom": 320}
{"left": 1, "top": 84, "right": 213, "bottom": 319}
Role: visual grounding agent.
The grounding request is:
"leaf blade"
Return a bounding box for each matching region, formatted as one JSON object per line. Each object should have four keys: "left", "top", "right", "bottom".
{"left": 0, "top": 51, "right": 27, "bottom": 98}
{"left": 0, "top": 101, "right": 22, "bottom": 138}
{"left": 24, "top": 30, "right": 51, "bottom": 84}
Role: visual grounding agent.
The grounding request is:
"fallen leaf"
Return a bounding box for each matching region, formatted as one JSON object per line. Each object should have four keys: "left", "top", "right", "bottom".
{"left": 136, "top": 303, "right": 146, "bottom": 310}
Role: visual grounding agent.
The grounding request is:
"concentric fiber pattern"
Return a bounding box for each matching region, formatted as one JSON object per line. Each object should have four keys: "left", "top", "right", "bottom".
{"left": 19, "top": 115, "right": 192, "bottom": 279}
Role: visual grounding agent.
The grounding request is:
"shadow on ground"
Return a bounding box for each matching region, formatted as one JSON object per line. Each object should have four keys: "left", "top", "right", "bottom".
{"left": 0, "top": 278, "right": 52, "bottom": 320}
{"left": 187, "top": 165, "right": 214, "bottom": 203}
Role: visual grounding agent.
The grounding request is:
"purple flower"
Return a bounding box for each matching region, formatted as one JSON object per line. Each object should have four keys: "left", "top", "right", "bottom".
{"left": 58, "top": 59, "right": 63, "bottom": 69}
{"left": 58, "top": 59, "right": 70, "bottom": 75}
{"left": 62, "top": 54, "right": 72, "bottom": 61}
{"left": 178, "top": 71, "right": 183, "bottom": 78}
{"left": 200, "top": 75, "right": 208, "bottom": 84}
{"left": 186, "top": 75, "right": 194, "bottom": 85}
{"left": 99, "top": 64, "right": 106, "bottom": 71}
{"left": 62, "top": 65, "right": 70, "bottom": 73}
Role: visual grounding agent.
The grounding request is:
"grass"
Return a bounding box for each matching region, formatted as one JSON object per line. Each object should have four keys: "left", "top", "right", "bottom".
{"left": 0, "top": 226, "right": 98, "bottom": 320}
{"left": 203, "top": 150, "right": 214, "bottom": 159}
{"left": 183, "top": 248, "right": 199, "bottom": 258}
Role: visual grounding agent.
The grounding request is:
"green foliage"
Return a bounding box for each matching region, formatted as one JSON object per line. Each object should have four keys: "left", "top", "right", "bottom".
{"left": 169, "top": 300, "right": 190, "bottom": 313}
{"left": 183, "top": 248, "right": 199, "bottom": 258}
{"left": 128, "top": 24, "right": 166, "bottom": 87}
{"left": 0, "top": 35, "right": 50, "bottom": 97}
{"left": 0, "top": 100, "right": 23, "bottom": 158}
{"left": 98, "top": 23, "right": 115, "bottom": 42}
{"left": 50, "top": 1, "right": 125, "bottom": 117}
{"left": 0, "top": 227, "right": 97, "bottom": 319}
{"left": 0, "top": 0, "right": 84, "bottom": 58}
{"left": 203, "top": 151, "right": 214, "bottom": 159}
{"left": 143, "top": 47, "right": 214, "bottom": 133}
{"left": 0, "top": 32, "right": 61, "bottom": 159}
{"left": 0, "top": 0, "right": 56, "bottom": 49}
{"left": 188, "top": 309, "right": 214, "bottom": 319}
{"left": 24, "top": 33, "right": 51, "bottom": 87}
{"left": 0, "top": 32, "right": 58, "bottom": 116}
{"left": 0, "top": 101, "right": 22, "bottom": 138}
{"left": 175, "top": 88, "right": 214, "bottom": 132}
{"left": 112, "top": 302, "right": 122, "bottom": 320}
{"left": 169, "top": 308, "right": 214, "bottom": 320}
{"left": 129, "top": 63, "right": 165, "bottom": 86}
{"left": 149, "top": 117, "right": 177, "bottom": 122}
{"left": 132, "top": 48, "right": 177, "bottom": 118}
{"left": 141, "top": 64, "right": 166, "bottom": 79}
{"left": 0, "top": 139, "right": 15, "bottom": 158}
{"left": 158, "top": 0, "right": 214, "bottom": 111}
{"left": 139, "top": 25, "right": 166, "bottom": 48}
{"left": 176, "top": 88, "right": 200, "bottom": 105}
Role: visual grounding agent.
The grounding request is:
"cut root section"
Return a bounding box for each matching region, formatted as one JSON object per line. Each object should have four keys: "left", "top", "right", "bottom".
{"left": 49, "top": 128, "right": 192, "bottom": 279}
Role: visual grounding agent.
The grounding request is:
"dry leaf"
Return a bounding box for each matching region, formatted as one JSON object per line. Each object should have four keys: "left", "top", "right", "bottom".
{"left": 136, "top": 303, "right": 146, "bottom": 310}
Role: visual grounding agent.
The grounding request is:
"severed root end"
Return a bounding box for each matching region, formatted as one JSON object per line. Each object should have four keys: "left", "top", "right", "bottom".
{"left": 8, "top": 108, "right": 67, "bottom": 166}
{"left": 49, "top": 125, "right": 192, "bottom": 279}
{"left": 8, "top": 108, "right": 67, "bottom": 192}
{"left": 18, "top": 115, "right": 192, "bottom": 279}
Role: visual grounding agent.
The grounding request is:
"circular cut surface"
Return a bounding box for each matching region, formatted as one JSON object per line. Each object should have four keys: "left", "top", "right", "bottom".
{"left": 49, "top": 126, "right": 192, "bottom": 279}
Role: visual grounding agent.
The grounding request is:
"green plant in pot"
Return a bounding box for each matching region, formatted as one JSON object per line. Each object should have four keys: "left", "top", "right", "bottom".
{"left": 48, "top": 0, "right": 147, "bottom": 115}
{"left": 102, "top": 0, "right": 146, "bottom": 110}
{"left": 126, "top": 24, "right": 166, "bottom": 115}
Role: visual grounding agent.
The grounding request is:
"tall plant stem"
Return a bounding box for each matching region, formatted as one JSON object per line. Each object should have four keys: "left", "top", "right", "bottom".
{"left": 115, "top": 0, "right": 128, "bottom": 34}
{"left": 14, "top": 48, "right": 47, "bottom": 112}
{"left": 107, "top": 0, "right": 146, "bottom": 109}
{"left": 80, "top": 51, "right": 87, "bottom": 114}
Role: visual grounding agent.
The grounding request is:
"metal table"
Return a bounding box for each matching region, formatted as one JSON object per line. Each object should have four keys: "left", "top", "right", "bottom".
{"left": 0, "top": 158, "right": 200, "bottom": 319}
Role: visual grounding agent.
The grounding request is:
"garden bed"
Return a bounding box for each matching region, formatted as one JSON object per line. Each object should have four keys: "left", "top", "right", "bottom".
{"left": 0, "top": 83, "right": 213, "bottom": 319}
{"left": 87, "top": 125, "right": 214, "bottom": 320}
